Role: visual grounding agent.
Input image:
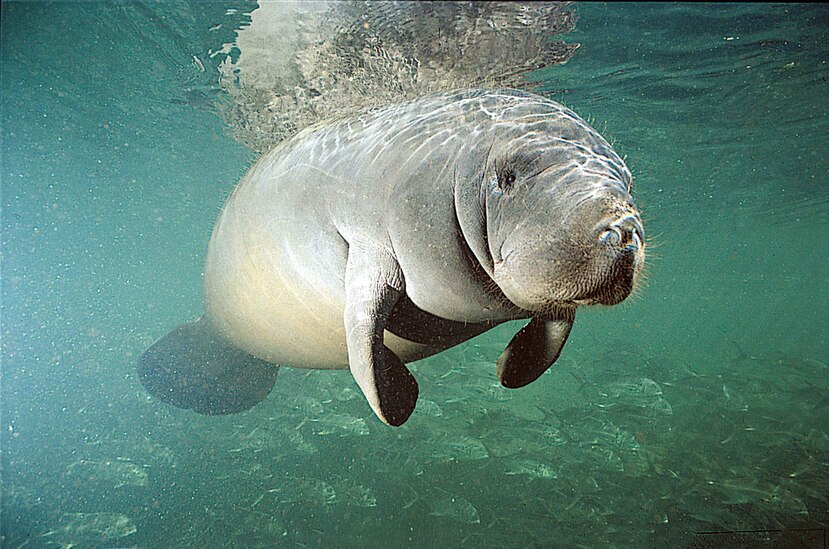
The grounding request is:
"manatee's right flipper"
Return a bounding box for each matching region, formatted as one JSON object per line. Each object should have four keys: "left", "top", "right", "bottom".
{"left": 344, "top": 241, "right": 419, "bottom": 426}
{"left": 137, "top": 316, "right": 278, "bottom": 415}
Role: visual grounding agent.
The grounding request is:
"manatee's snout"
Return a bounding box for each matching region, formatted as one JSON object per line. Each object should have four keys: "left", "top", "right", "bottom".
{"left": 587, "top": 211, "right": 645, "bottom": 306}
{"left": 491, "top": 196, "right": 646, "bottom": 312}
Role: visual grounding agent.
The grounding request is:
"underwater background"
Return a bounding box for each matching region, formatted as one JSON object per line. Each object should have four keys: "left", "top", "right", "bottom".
{"left": 1, "top": 2, "right": 827, "bottom": 548}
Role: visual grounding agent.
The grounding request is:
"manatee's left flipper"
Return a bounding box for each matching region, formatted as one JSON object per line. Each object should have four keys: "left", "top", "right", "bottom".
{"left": 344, "top": 241, "right": 418, "bottom": 426}
{"left": 496, "top": 308, "right": 576, "bottom": 388}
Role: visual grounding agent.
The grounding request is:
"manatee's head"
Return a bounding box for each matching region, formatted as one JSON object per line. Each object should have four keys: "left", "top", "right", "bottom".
{"left": 458, "top": 104, "right": 645, "bottom": 315}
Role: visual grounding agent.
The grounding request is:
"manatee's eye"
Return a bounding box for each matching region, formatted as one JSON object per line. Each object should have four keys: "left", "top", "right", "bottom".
{"left": 490, "top": 167, "right": 516, "bottom": 197}
{"left": 493, "top": 171, "right": 515, "bottom": 195}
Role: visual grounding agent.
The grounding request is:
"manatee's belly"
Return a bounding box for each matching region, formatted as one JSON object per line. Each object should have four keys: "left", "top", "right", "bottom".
{"left": 204, "top": 202, "right": 343, "bottom": 368}
{"left": 202, "top": 203, "right": 444, "bottom": 368}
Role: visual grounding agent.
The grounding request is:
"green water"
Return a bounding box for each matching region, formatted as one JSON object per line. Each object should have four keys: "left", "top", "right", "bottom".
{"left": 1, "top": 2, "right": 827, "bottom": 547}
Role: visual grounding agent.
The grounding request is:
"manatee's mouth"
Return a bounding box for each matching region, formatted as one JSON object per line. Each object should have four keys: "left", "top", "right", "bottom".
{"left": 578, "top": 247, "right": 640, "bottom": 306}
{"left": 506, "top": 260, "right": 639, "bottom": 312}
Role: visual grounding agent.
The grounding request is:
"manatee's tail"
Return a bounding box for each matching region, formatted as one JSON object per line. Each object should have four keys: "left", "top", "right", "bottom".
{"left": 137, "top": 316, "right": 278, "bottom": 415}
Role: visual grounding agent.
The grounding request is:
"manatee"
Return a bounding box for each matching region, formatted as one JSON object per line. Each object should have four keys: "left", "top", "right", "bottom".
{"left": 138, "top": 89, "right": 645, "bottom": 426}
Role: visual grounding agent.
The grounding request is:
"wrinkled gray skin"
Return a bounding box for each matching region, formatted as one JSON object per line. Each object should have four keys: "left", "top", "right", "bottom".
{"left": 195, "top": 89, "right": 643, "bottom": 426}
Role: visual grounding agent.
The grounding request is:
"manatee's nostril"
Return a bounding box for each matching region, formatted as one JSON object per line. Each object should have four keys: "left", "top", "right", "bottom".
{"left": 599, "top": 227, "right": 621, "bottom": 246}
{"left": 628, "top": 228, "right": 643, "bottom": 251}
{"left": 599, "top": 227, "right": 622, "bottom": 246}
{"left": 599, "top": 226, "right": 637, "bottom": 248}
{"left": 600, "top": 215, "right": 643, "bottom": 251}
